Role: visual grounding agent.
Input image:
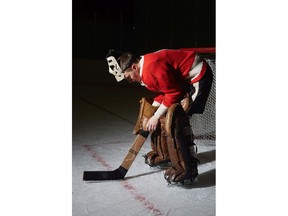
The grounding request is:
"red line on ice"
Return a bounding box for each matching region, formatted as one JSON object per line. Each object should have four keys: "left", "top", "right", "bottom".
{"left": 83, "top": 145, "right": 112, "bottom": 169}
{"left": 83, "top": 144, "right": 165, "bottom": 216}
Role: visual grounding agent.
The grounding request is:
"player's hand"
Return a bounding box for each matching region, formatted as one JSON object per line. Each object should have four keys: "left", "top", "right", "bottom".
{"left": 146, "top": 115, "right": 159, "bottom": 132}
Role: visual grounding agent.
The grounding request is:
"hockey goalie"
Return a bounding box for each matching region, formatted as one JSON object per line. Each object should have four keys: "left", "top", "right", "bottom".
{"left": 105, "top": 49, "right": 213, "bottom": 184}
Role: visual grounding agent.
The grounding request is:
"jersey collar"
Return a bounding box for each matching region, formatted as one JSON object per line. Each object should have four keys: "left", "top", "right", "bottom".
{"left": 139, "top": 56, "right": 146, "bottom": 86}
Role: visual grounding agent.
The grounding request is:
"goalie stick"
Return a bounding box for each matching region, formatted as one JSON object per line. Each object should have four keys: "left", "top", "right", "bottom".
{"left": 83, "top": 130, "right": 150, "bottom": 181}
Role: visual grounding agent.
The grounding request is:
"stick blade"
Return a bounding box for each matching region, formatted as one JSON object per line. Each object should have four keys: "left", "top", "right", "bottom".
{"left": 83, "top": 166, "right": 128, "bottom": 181}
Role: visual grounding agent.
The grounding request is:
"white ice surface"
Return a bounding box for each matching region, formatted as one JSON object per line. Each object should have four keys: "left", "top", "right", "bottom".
{"left": 73, "top": 85, "right": 215, "bottom": 216}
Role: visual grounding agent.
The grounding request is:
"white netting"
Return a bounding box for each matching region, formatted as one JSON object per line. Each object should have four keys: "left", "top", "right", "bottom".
{"left": 190, "top": 57, "right": 216, "bottom": 145}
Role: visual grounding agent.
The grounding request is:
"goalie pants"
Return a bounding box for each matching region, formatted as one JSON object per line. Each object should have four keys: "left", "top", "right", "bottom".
{"left": 188, "top": 63, "right": 213, "bottom": 115}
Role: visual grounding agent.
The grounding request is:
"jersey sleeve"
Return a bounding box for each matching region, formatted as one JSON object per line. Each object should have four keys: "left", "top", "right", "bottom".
{"left": 153, "top": 64, "right": 184, "bottom": 107}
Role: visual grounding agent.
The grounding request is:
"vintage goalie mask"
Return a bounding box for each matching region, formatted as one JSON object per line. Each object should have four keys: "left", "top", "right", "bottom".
{"left": 106, "top": 49, "right": 134, "bottom": 82}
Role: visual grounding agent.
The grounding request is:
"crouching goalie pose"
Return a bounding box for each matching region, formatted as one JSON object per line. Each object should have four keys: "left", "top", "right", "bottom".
{"left": 106, "top": 49, "right": 213, "bottom": 184}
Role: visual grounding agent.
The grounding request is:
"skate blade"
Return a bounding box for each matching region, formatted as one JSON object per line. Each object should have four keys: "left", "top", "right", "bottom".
{"left": 153, "top": 162, "right": 171, "bottom": 169}
{"left": 167, "top": 176, "right": 198, "bottom": 186}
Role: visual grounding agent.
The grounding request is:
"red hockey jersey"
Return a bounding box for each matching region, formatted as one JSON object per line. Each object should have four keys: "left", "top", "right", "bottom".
{"left": 140, "top": 49, "right": 207, "bottom": 107}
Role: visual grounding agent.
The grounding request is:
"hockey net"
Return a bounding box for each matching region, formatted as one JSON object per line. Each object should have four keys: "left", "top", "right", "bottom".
{"left": 183, "top": 48, "right": 216, "bottom": 145}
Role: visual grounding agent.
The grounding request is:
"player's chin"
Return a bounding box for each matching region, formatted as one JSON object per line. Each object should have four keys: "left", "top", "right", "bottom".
{"left": 126, "top": 78, "right": 133, "bottom": 83}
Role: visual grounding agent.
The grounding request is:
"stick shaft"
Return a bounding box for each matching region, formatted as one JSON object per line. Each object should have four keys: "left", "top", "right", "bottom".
{"left": 121, "top": 130, "right": 149, "bottom": 170}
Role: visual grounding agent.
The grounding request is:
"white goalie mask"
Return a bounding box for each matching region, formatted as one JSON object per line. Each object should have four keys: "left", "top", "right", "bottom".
{"left": 106, "top": 50, "right": 134, "bottom": 82}
{"left": 106, "top": 55, "right": 124, "bottom": 82}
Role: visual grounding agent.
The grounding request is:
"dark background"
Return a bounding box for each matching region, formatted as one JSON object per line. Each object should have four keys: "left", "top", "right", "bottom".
{"left": 72, "top": 0, "right": 215, "bottom": 86}
{"left": 73, "top": 0, "right": 215, "bottom": 59}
